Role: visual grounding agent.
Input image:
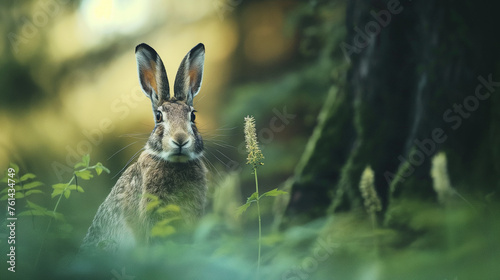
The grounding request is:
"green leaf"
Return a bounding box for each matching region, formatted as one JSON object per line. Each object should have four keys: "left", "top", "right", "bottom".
{"left": 146, "top": 200, "right": 160, "bottom": 212}
{"left": 26, "top": 200, "right": 47, "bottom": 212}
{"left": 156, "top": 216, "right": 181, "bottom": 226}
{"left": 157, "top": 204, "right": 181, "bottom": 214}
{"left": 52, "top": 183, "right": 67, "bottom": 190}
{"left": 94, "top": 162, "right": 111, "bottom": 175}
{"left": 236, "top": 202, "right": 253, "bottom": 216}
{"left": 151, "top": 224, "right": 176, "bottom": 237}
{"left": 51, "top": 188, "right": 64, "bottom": 198}
{"left": 47, "top": 211, "right": 65, "bottom": 221}
{"left": 24, "top": 190, "right": 43, "bottom": 197}
{"left": 143, "top": 193, "right": 159, "bottom": 201}
{"left": 74, "top": 154, "right": 90, "bottom": 169}
{"left": 52, "top": 183, "right": 70, "bottom": 198}
{"left": 0, "top": 186, "right": 12, "bottom": 194}
{"left": 19, "top": 202, "right": 55, "bottom": 218}
{"left": 101, "top": 166, "right": 110, "bottom": 174}
{"left": 246, "top": 191, "right": 259, "bottom": 203}
{"left": 259, "top": 188, "right": 288, "bottom": 199}
{"left": 151, "top": 216, "right": 181, "bottom": 237}
{"left": 0, "top": 187, "right": 21, "bottom": 199}
{"left": 20, "top": 173, "right": 36, "bottom": 182}
{"left": 10, "top": 163, "right": 20, "bottom": 173}
{"left": 82, "top": 154, "right": 90, "bottom": 167}
{"left": 18, "top": 210, "right": 46, "bottom": 217}
{"left": 74, "top": 162, "right": 86, "bottom": 169}
{"left": 158, "top": 217, "right": 178, "bottom": 226}
{"left": 16, "top": 192, "right": 25, "bottom": 199}
{"left": 64, "top": 189, "right": 71, "bottom": 199}
{"left": 20, "top": 206, "right": 64, "bottom": 220}
{"left": 21, "top": 181, "right": 43, "bottom": 190}
{"left": 77, "top": 186, "right": 84, "bottom": 193}
{"left": 75, "top": 170, "right": 93, "bottom": 180}
{"left": 1, "top": 184, "right": 22, "bottom": 193}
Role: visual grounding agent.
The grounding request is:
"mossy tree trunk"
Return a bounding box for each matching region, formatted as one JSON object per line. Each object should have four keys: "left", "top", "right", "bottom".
{"left": 281, "top": 0, "right": 500, "bottom": 232}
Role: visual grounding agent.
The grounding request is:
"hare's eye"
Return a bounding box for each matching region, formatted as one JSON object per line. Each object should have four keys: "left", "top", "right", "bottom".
{"left": 190, "top": 111, "right": 196, "bottom": 122}
{"left": 155, "top": 111, "right": 163, "bottom": 122}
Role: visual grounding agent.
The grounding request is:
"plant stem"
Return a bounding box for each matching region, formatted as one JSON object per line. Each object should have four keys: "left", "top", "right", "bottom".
{"left": 370, "top": 212, "right": 379, "bottom": 256}
{"left": 254, "top": 167, "right": 261, "bottom": 279}
{"left": 53, "top": 176, "right": 75, "bottom": 216}
{"left": 35, "top": 174, "right": 76, "bottom": 268}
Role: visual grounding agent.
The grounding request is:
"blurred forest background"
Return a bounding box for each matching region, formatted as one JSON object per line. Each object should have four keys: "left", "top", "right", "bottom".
{"left": 1, "top": 0, "right": 500, "bottom": 279}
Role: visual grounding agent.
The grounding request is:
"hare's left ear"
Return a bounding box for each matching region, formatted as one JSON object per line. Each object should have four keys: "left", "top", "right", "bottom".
{"left": 173, "top": 43, "right": 205, "bottom": 106}
{"left": 135, "top": 43, "right": 170, "bottom": 111}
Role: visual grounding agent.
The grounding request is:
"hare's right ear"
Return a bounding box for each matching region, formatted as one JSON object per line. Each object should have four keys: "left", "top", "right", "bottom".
{"left": 135, "top": 43, "right": 170, "bottom": 111}
{"left": 173, "top": 43, "right": 205, "bottom": 106}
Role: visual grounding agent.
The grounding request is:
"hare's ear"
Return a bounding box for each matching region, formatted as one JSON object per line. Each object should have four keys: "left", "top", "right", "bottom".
{"left": 173, "top": 43, "right": 205, "bottom": 106}
{"left": 135, "top": 43, "right": 170, "bottom": 110}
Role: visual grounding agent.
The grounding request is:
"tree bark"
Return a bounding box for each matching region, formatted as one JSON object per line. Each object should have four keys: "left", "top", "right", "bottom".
{"left": 281, "top": 0, "right": 500, "bottom": 232}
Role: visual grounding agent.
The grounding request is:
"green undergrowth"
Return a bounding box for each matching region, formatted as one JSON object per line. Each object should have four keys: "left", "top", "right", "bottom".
{"left": 2, "top": 156, "right": 499, "bottom": 280}
{"left": 6, "top": 185, "right": 500, "bottom": 280}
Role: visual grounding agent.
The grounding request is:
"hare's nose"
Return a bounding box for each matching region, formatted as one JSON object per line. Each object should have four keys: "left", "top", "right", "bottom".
{"left": 171, "top": 133, "right": 190, "bottom": 148}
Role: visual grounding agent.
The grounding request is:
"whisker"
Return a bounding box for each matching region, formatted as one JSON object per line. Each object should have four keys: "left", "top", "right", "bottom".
{"left": 215, "top": 126, "right": 238, "bottom": 131}
{"left": 206, "top": 150, "right": 232, "bottom": 170}
{"left": 204, "top": 136, "right": 240, "bottom": 144}
{"left": 119, "top": 133, "right": 150, "bottom": 140}
{"left": 112, "top": 147, "right": 145, "bottom": 179}
{"left": 207, "top": 142, "right": 235, "bottom": 149}
{"left": 203, "top": 136, "right": 237, "bottom": 143}
{"left": 453, "top": 190, "right": 477, "bottom": 212}
{"left": 107, "top": 141, "right": 141, "bottom": 161}
{"left": 198, "top": 122, "right": 241, "bottom": 180}
{"left": 202, "top": 154, "right": 222, "bottom": 179}
{"left": 215, "top": 149, "right": 234, "bottom": 161}
{"left": 203, "top": 132, "right": 238, "bottom": 139}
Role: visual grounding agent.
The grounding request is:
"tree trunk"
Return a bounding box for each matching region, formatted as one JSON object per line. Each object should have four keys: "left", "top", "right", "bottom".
{"left": 281, "top": 0, "right": 500, "bottom": 233}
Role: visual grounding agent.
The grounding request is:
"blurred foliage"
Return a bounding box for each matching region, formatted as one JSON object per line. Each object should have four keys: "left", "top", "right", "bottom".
{"left": 220, "top": 0, "right": 348, "bottom": 193}
{"left": 0, "top": 0, "right": 499, "bottom": 279}
{"left": 144, "top": 193, "right": 183, "bottom": 238}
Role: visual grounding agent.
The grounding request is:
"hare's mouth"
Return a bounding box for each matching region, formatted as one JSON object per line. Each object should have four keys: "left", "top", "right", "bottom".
{"left": 145, "top": 147, "right": 193, "bottom": 163}
{"left": 168, "top": 150, "right": 191, "bottom": 163}
{"left": 168, "top": 154, "right": 190, "bottom": 163}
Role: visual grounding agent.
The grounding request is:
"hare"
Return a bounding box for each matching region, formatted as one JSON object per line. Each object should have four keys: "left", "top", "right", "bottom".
{"left": 80, "top": 43, "right": 207, "bottom": 253}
